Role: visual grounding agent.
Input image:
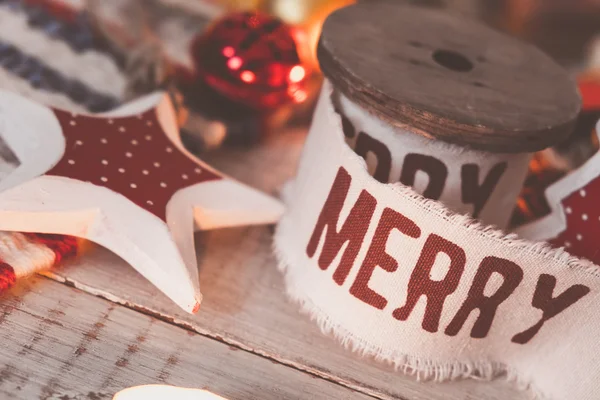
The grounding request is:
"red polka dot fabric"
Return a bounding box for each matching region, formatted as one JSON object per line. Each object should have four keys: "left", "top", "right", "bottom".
{"left": 48, "top": 108, "right": 221, "bottom": 221}
{"left": 549, "top": 175, "right": 600, "bottom": 264}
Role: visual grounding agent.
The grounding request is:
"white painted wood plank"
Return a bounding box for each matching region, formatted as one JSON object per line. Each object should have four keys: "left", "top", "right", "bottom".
{"left": 0, "top": 277, "right": 372, "bottom": 400}
{"left": 44, "top": 131, "right": 525, "bottom": 400}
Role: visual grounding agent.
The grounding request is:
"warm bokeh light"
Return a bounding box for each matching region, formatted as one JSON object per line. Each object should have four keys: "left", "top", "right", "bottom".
{"left": 222, "top": 46, "right": 235, "bottom": 58}
{"left": 292, "top": 89, "right": 308, "bottom": 103}
{"left": 578, "top": 77, "right": 600, "bottom": 110}
{"left": 288, "top": 65, "right": 306, "bottom": 83}
{"left": 113, "top": 385, "right": 228, "bottom": 400}
{"left": 227, "top": 56, "right": 242, "bottom": 70}
{"left": 240, "top": 70, "right": 256, "bottom": 83}
{"left": 270, "top": 0, "right": 355, "bottom": 71}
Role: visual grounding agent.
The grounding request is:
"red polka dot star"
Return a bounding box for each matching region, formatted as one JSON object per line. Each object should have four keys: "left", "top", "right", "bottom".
{"left": 0, "top": 91, "right": 284, "bottom": 313}
{"left": 517, "top": 119, "right": 600, "bottom": 266}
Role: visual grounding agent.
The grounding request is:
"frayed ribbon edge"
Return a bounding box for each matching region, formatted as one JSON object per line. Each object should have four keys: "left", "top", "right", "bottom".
{"left": 274, "top": 214, "right": 550, "bottom": 400}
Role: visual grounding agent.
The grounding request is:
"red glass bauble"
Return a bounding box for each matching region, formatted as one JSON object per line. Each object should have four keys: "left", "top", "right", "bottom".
{"left": 190, "top": 11, "right": 308, "bottom": 109}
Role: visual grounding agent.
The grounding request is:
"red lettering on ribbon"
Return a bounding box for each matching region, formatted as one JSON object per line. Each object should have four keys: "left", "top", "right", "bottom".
{"left": 306, "top": 167, "right": 377, "bottom": 285}
{"left": 393, "top": 234, "right": 466, "bottom": 333}
{"left": 512, "top": 274, "right": 590, "bottom": 344}
{"left": 340, "top": 114, "right": 356, "bottom": 139}
{"left": 461, "top": 163, "right": 507, "bottom": 218}
{"left": 350, "top": 208, "right": 421, "bottom": 309}
{"left": 400, "top": 154, "right": 448, "bottom": 200}
{"left": 445, "top": 256, "right": 523, "bottom": 338}
{"left": 354, "top": 132, "right": 392, "bottom": 183}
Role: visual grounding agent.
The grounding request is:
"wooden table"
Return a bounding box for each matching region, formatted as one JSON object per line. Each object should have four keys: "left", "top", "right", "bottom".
{"left": 0, "top": 126, "right": 526, "bottom": 400}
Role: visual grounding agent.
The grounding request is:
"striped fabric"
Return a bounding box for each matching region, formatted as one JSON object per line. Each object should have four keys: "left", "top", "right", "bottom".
{"left": 0, "top": 0, "right": 125, "bottom": 111}
{"left": 0, "top": 0, "right": 214, "bottom": 110}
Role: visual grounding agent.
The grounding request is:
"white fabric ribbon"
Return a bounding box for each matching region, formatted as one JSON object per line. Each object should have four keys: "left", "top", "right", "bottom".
{"left": 335, "top": 92, "right": 531, "bottom": 229}
{"left": 275, "top": 82, "right": 600, "bottom": 400}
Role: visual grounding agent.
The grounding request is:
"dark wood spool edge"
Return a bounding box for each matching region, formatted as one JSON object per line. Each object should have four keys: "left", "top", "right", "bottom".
{"left": 317, "top": 39, "right": 581, "bottom": 154}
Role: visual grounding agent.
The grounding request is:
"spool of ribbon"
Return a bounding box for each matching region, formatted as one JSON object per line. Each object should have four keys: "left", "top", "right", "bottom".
{"left": 317, "top": 2, "right": 579, "bottom": 229}
{"left": 274, "top": 3, "right": 600, "bottom": 400}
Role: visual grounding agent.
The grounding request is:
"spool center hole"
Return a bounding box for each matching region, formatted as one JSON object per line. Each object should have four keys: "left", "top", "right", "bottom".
{"left": 432, "top": 49, "right": 473, "bottom": 72}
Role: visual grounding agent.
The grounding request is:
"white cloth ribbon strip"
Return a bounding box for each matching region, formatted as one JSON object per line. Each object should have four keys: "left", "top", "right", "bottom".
{"left": 275, "top": 82, "right": 600, "bottom": 400}
{"left": 335, "top": 92, "right": 531, "bottom": 229}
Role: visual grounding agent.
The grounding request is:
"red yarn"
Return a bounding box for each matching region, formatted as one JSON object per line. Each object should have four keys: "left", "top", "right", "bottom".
{"left": 0, "top": 234, "right": 79, "bottom": 294}
{"left": 0, "top": 262, "right": 16, "bottom": 291}
{"left": 25, "top": 234, "right": 79, "bottom": 264}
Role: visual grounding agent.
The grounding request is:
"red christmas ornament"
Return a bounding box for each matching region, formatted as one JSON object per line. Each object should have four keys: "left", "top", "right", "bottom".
{"left": 190, "top": 11, "right": 308, "bottom": 109}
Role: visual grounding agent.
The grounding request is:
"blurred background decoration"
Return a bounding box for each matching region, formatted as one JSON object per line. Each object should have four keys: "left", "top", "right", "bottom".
{"left": 487, "top": 0, "right": 600, "bottom": 68}
{"left": 1, "top": 0, "right": 599, "bottom": 224}
{"left": 173, "top": 0, "right": 354, "bottom": 147}
{"left": 187, "top": 0, "right": 600, "bottom": 146}
{"left": 178, "top": 10, "right": 318, "bottom": 148}
{"left": 196, "top": 0, "right": 354, "bottom": 70}
{"left": 6, "top": 0, "right": 599, "bottom": 150}
{"left": 256, "top": 0, "right": 354, "bottom": 70}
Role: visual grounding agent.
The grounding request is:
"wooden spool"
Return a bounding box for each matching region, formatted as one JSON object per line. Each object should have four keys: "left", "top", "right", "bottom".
{"left": 315, "top": 1, "right": 582, "bottom": 228}
{"left": 317, "top": 1, "right": 581, "bottom": 153}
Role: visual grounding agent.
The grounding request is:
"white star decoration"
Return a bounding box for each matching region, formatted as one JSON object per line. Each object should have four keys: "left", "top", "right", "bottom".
{"left": 0, "top": 90, "right": 284, "bottom": 313}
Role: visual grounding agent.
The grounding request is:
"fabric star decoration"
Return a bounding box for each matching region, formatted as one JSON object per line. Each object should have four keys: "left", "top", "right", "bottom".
{"left": 0, "top": 90, "right": 284, "bottom": 313}
{"left": 517, "top": 119, "right": 600, "bottom": 264}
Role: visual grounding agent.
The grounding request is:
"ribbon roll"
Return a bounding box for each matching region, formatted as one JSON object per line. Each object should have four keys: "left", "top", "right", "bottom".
{"left": 335, "top": 92, "right": 531, "bottom": 228}
{"left": 275, "top": 83, "right": 600, "bottom": 400}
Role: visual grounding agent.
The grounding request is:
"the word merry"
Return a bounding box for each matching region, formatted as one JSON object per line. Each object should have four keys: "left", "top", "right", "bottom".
{"left": 306, "top": 167, "right": 590, "bottom": 344}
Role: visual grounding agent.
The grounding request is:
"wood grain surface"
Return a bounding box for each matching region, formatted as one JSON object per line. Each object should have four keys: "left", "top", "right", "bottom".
{"left": 33, "top": 130, "right": 525, "bottom": 400}
{"left": 0, "top": 276, "right": 373, "bottom": 400}
{"left": 318, "top": 1, "right": 581, "bottom": 153}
